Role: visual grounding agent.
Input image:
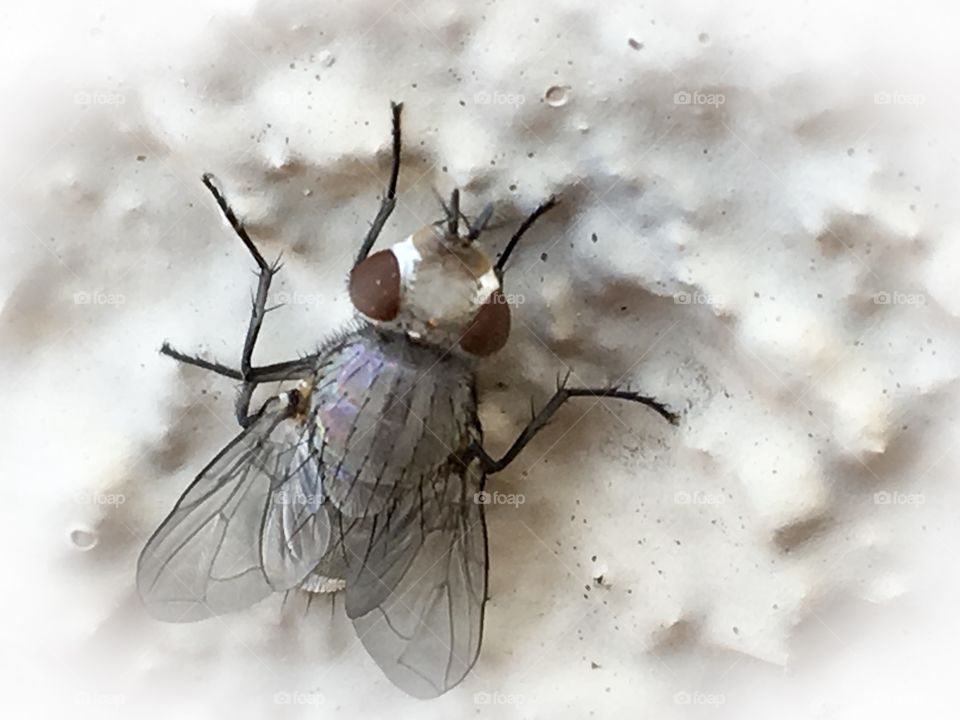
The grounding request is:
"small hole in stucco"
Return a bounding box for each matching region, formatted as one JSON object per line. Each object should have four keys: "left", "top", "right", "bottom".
{"left": 70, "top": 527, "right": 98, "bottom": 551}
{"left": 545, "top": 85, "right": 570, "bottom": 107}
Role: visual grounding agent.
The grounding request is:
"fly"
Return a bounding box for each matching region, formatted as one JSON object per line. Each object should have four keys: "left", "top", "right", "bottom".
{"left": 137, "top": 102, "right": 679, "bottom": 698}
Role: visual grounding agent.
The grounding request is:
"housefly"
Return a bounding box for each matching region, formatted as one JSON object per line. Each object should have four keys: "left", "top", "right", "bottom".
{"left": 137, "top": 102, "right": 678, "bottom": 698}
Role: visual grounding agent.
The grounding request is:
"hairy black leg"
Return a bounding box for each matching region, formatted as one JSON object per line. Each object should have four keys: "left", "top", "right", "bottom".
{"left": 198, "top": 172, "right": 285, "bottom": 427}
{"left": 494, "top": 196, "right": 559, "bottom": 277}
{"left": 355, "top": 101, "right": 403, "bottom": 265}
{"left": 200, "top": 173, "right": 278, "bottom": 376}
{"left": 164, "top": 177, "right": 325, "bottom": 425}
{"left": 161, "top": 345, "right": 319, "bottom": 381}
{"left": 246, "top": 355, "right": 322, "bottom": 382}
{"left": 160, "top": 342, "right": 244, "bottom": 380}
{"left": 234, "top": 384, "right": 257, "bottom": 428}
{"left": 468, "top": 377, "right": 678, "bottom": 475}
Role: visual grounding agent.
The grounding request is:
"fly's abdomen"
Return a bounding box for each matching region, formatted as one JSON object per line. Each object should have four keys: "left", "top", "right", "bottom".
{"left": 310, "top": 328, "right": 476, "bottom": 517}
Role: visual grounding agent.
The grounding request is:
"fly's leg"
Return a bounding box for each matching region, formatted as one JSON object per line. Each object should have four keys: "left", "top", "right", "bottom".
{"left": 199, "top": 172, "right": 278, "bottom": 382}
{"left": 468, "top": 375, "right": 678, "bottom": 474}
{"left": 166, "top": 101, "right": 403, "bottom": 388}
{"left": 494, "top": 196, "right": 559, "bottom": 278}
{"left": 354, "top": 101, "right": 403, "bottom": 265}
{"left": 160, "top": 342, "right": 244, "bottom": 380}
{"left": 202, "top": 172, "right": 289, "bottom": 427}
{"left": 162, "top": 174, "right": 315, "bottom": 427}
{"left": 160, "top": 346, "right": 318, "bottom": 383}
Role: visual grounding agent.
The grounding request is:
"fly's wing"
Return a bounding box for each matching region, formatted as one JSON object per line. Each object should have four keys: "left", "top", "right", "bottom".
{"left": 341, "top": 463, "right": 488, "bottom": 699}
{"left": 137, "top": 393, "right": 330, "bottom": 622}
{"left": 260, "top": 429, "right": 331, "bottom": 590}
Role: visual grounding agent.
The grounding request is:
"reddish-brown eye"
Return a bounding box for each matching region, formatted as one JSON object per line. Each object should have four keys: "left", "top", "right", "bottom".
{"left": 460, "top": 289, "right": 511, "bottom": 356}
{"left": 349, "top": 250, "right": 401, "bottom": 321}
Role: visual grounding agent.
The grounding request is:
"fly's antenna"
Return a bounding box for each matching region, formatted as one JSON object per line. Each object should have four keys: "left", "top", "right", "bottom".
{"left": 447, "top": 189, "right": 460, "bottom": 236}
{"left": 431, "top": 186, "right": 450, "bottom": 229}
{"left": 467, "top": 203, "right": 495, "bottom": 240}
{"left": 434, "top": 187, "right": 465, "bottom": 237}
{"left": 433, "top": 189, "right": 494, "bottom": 241}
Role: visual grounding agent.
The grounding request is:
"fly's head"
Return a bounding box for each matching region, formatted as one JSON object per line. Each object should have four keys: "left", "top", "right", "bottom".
{"left": 349, "top": 191, "right": 510, "bottom": 357}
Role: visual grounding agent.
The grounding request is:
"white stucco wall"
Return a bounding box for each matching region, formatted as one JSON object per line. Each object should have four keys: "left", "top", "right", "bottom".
{"left": 2, "top": 1, "right": 957, "bottom": 718}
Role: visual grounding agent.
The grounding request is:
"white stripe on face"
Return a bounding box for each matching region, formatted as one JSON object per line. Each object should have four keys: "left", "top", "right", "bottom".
{"left": 390, "top": 234, "right": 422, "bottom": 286}
{"left": 475, "top": 265, "right": 500, "bottom": 305}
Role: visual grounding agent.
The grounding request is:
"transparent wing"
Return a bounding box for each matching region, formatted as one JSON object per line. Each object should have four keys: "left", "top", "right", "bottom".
{"left": 137, "top": 394, "right": 330, "bottom": 622}
{"left": 261, "top": 432, "right": 331, "bottom": 590}
{"left": 343, "top": 466, "right": 488, "bottom": 698}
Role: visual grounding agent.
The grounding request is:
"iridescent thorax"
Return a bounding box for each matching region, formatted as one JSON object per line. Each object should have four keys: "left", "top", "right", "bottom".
{"left": 301, "top": 326, "right": 478, "bottom": 518}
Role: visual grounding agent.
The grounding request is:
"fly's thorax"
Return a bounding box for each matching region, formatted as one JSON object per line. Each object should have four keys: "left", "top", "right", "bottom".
{"left": 349, "top": 225, "right": 511, "bottom": 356}
{"left": 303, "top": 329, "right": 480, "bottom": 517}
{"left": 285, "top": 378, "right": 316, "bottom": 422}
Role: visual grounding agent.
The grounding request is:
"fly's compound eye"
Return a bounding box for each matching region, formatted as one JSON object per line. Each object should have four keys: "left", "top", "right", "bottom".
{"left": 349, "top": 249, "right": 401, "bottom": 321}
{"left": 460, "top": 288, "right": 511, "bottom": 356}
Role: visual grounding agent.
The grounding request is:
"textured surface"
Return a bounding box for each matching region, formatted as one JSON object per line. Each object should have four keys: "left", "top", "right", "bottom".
{"left": 2, "top": 0, "right": 958, "bottom": 718}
